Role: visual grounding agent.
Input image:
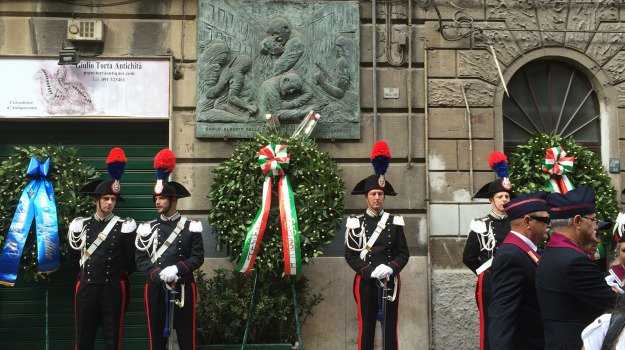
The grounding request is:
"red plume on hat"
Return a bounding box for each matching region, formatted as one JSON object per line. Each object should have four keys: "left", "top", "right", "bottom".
{"left": 370, "top": 140, "right": 391, "bottom": 189}
{"left": 106, "top": 147, "right": 127, "bottom": 194}
{"left": 488, "top": 151, "right": 511, "bottom": 190}
{"left": 370, "top": 140, "right": 391, "bottom": 176}
{"left": 351, "top": 140, "right": 397, "bottom": 195}
{"left": 154, "top": 148, "right": 176, "bottom": 195}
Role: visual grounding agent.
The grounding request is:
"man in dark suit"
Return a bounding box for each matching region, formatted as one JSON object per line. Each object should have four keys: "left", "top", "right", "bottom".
{"left": 536, "top": 186, "right": 618, "bottom": 349}
{"left": 488, "top": 192, "right": 550, "bottom": 350}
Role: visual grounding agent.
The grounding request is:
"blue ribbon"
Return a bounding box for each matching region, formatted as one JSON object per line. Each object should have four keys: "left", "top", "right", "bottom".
{"left": 0, "top": 157, "right": 60, "bottom": 286}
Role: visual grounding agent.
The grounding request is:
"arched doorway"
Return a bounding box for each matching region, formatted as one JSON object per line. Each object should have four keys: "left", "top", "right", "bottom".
{"left": 502, "top": 60, "right": 601, "bottom": 154}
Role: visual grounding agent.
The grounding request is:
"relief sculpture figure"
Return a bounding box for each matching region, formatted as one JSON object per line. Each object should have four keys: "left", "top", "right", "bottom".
{"left": 258, "top": 72, "right": 323, "bottom": 122}
{"left": 259, "top": 17, "right": 305, "bottom": 78}
{"left": 197, "top": 41, "right": 230, "bottom": 113}
{"left": 199, "top": 54, "right": 258, "bottom": 122}
{"left": 315, "top": 35, "right": 352, "bottom": 99}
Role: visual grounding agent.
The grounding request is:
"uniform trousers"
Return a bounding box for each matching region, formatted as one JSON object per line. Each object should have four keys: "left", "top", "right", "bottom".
{"left": 74, "top": 278, "right": 128, "bottom": 350}
{"left": 353, "top": 274, "right": 401, "bottom": 350}
{"left": 144, "top": 280, "right": 197, "bottom": 350}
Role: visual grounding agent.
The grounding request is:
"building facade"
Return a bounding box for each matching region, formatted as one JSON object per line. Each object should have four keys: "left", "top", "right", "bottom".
{"left": 0, "top": 0, "right": 624, "bottom": 349}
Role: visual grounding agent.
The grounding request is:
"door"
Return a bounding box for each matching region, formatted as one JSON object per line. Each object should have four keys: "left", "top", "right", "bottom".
{"left": 0, "top": 120, "right": 167, "bottom": 349}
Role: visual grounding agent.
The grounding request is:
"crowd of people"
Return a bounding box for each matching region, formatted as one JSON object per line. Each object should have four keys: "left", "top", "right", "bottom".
{"left": 70, "top": 141, "right": 625, "bottom": 350}
{"left": 463, "top": 153, "right": 625, "bottom": 350}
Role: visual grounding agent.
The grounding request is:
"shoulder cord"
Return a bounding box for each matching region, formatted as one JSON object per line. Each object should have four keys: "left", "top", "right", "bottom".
{"left": 345, "top": 221, "right": 366, "bottom": 252}
{"left": 135, "top": 223, "right": 160, "bottom": 257}
{"left": 476, "top": 220, "right": 496, "bottom": 254}
{"left": 68, "top": 224, "right": 87, "bottom": 250}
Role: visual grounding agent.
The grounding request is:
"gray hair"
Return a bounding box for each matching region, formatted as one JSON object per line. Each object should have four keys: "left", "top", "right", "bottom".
{"left": 550, "top": 218, "right": 572, "bottom": 229}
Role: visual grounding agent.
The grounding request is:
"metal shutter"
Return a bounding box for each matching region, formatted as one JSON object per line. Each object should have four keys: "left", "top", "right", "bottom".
{"left": 0, "top": 120, "right": 167, "bottom": 349}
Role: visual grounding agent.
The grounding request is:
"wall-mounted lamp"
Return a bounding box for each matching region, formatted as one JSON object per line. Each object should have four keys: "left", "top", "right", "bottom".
{"left": 58, "top": 41, "right": 80, "bottom": 65}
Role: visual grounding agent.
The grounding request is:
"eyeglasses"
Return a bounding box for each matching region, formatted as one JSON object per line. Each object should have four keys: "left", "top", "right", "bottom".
{"left": 583, "top": 216, "right": 599, "bottom": 224}
{"left": 529, "top": 215, "right": 551, "bottom": 224}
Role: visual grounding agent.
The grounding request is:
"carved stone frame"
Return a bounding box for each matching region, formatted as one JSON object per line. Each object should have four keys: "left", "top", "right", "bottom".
{"left": 493, "top": 47, "right": 620, "bottom": 190}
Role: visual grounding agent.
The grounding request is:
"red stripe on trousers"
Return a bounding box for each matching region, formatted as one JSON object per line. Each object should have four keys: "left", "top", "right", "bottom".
{"left": 353, "top": 274, "right": 363, "bottom": 350}
{"left": 144, "top": 283, "right": 153, "bottom": 350}
{"left": 476, "top": 273, "right": 486, "bottom": 350}
{"left": 192, "top": 282, "right": 197, "bottom": 350}
{"left": 74, "top": 280, "right": 81, "bottom": 350}
{"left": 118, "top": 279, "right": 127, "bottom": 350}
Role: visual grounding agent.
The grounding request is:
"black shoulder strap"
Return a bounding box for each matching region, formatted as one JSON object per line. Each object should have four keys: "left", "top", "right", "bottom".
{"left": 601, "top": 311, "right": 625, "bottom": 350}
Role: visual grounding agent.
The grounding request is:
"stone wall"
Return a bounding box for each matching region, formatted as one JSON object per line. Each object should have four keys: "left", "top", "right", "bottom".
{"left": 0, "top": 1, "right": 428, "bottom": 349}
{"left": 5, "top": 0, "right": 625, "bottom": 348}
{"left": 425, "top": 1, "right": 625, "bottom": 349}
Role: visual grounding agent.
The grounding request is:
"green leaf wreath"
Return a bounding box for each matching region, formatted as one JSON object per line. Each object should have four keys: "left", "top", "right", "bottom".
{"left": 208, "top": 133, "right": 344, "bottom": 276}
{"left": 508, "top": 134, "right": 618, "bottom": 242}
{"left": 0, "top": 145, "right": 97, "bottom": 282}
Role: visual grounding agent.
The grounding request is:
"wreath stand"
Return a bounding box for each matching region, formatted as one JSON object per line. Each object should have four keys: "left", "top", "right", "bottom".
{"left": 240, "top": 271, "right": 304, "bottom": 350}
{"left": 238, "top": 113, "right": 318, "bottom": 349}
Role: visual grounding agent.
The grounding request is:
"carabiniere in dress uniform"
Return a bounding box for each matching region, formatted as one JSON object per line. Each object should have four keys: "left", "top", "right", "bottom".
{"left": 135, "top": 148, "right": 204, "bottom": 350}
{"left": 462, "top": 151, "right": 512, "bottom": 350}
{"left": 344, "top": 140, "right": 409, "bottom": 350}
{"left": 68, "top": 147, "right": 137, "bottom": 350}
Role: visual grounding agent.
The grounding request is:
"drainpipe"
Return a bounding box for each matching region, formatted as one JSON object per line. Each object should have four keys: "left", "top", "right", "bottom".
{"left": 423, "top": 37, "right": 433, "bottom": 350}
{"left": 407, "top": 0, "right": 413, "bottom": 168}
{"left": 372, "top": 0, "right": 378, "bottom": 140}
{"left": 424, "top": 39, "right": 430, "bottom": 205}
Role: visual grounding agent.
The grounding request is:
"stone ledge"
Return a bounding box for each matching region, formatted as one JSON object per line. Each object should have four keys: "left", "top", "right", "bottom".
{"left": 172, "top": 111, "right": 425, "bottom": 160}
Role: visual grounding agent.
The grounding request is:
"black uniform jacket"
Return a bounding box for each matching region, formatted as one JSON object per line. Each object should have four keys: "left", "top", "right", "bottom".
{"left": 463, "top": 214, "right": 510, "bottom": 274}
{"left": 70, "top": 215, "right": 136, "bottom": 285}
{"left": 135, "top": 215, "right": 204, "bottom": 284}
{"left": 535, "top": 236, "right": 617, "bottom": 350}
{"left": 344, "top": 211, "right": 410, "bottom": 278}
{"left": 488, "top": 239, "right": 544, "bottom": 350}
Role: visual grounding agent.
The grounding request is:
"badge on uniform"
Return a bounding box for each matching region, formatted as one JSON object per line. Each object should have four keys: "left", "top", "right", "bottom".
{"left": 378, "top": 175, "right": 385, "bottom": 188}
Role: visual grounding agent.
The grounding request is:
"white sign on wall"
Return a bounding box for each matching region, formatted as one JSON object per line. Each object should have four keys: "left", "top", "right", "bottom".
{"left": 0, "top": 58, "right": 170, "bottom": 118}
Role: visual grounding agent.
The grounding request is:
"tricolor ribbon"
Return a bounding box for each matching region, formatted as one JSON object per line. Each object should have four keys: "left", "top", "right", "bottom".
{"left": 236, "top": 144, "right": 302, "bottom": 276}
{"left": 0, "top": 157, "right": 60, "bottom": 286}
{"left": 542, "top": 146, "right": 575, "bottom": 194}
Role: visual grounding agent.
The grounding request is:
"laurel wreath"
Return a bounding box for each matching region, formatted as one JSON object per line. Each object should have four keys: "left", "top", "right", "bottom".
{"left": 208, "top": 133, "right": 345, "bottom": 275}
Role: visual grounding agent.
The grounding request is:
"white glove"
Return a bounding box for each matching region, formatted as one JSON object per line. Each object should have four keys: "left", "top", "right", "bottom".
{"left": 605, "top": 275, "right": 625, "bottom": 294}
{"left": 615, "top": 212, "right": 625, "bottom": 240}
{"left": 159, "top": 265, "right": 179, "bottom": 283}
{"left": 371, "top": 264, "right": 393, "bottom": 280}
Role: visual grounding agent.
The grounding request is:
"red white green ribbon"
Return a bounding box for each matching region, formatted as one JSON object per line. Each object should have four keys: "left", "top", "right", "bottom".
{"left": 236, "top": 144, "right": 302, "bottom": 276}
{"left": 542, "top": 146, "right": 575, "bottom": 193}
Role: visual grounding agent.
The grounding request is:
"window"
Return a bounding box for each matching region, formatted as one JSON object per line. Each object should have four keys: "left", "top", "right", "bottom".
{"left": 503, "top": 60, "right": 600, "bottom": 153}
